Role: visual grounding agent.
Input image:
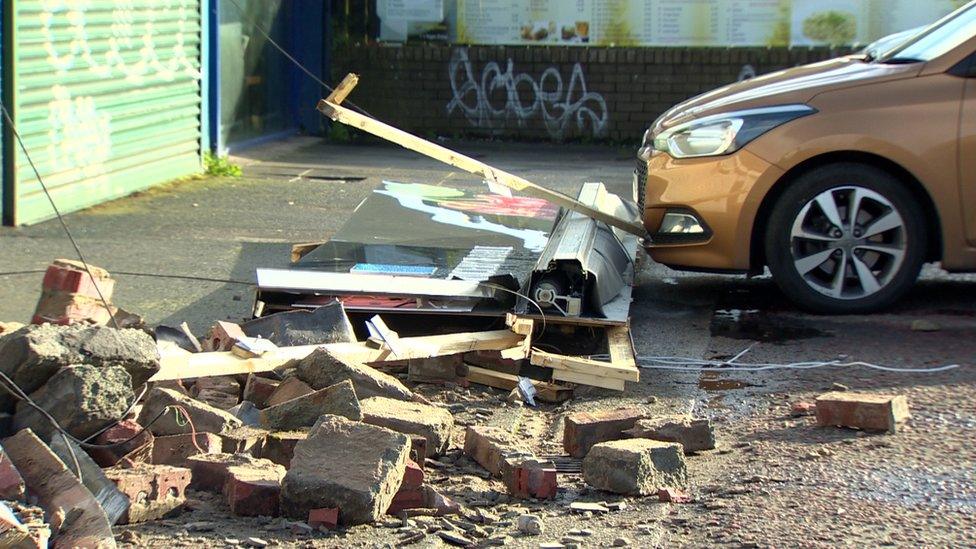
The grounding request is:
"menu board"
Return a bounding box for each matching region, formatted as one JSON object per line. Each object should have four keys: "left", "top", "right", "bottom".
{"left": 442, "top": 0, "right": 960, "bottom": 47}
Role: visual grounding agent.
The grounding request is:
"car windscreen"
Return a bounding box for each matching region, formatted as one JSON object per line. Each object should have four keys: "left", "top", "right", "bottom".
{"left": 878, "top": 2, "right": 976, "bottom": 63}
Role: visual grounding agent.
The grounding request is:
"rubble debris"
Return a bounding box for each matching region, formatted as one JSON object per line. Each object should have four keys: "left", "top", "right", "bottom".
{"left": 516, "top": 513, "right": 544, "bottom": 535}
{"left": 386, "top": 459, "right": 425, "bottom": 515}
{"left": 104, "top": 462, "right": 191, "bottom": 524}
{"left": 307, "top": 507, "right": 339, "bottom": 530}
{"left": 462, "top": 426, "right": 557, "bottom": 499}
{"left": 563, "top": 408, "right": 646, "bottom": 458}
{"left": 151, "top": 433, "right": 223, "bottom": 465}
{"left": 910, "top": 319, "right": 940, "bottom": 332}
{"left": 49, "top": 435, "right": 130, "bottom": 525}
{"left": 0, "top": 323, "right": 159, "bottom": 413}
{"left": 0, "top": 321, "right": 25, "bottom": 336}
{"left": 260, "top": 431, "right": 307, "bottom": 468}
{"left": 203, "top": 321, "right": 247, "bottom": 352}
{"left": 791, "top": 402, "right": 816, "bottom": 417}
{"left": 89, "top": 419, "right": 154, "bottom": 467}
{"left": 137, "top": 387, "right": 242, "bottom": 436}
{"left": 815, "top": 391, "right": 910, "bottom": 433}
{"left": 224, "top": 459, "right": 287, "bottom": 517}
{"left": 295, "top": 348, "right": 415, "bottom": 402}
{"left": 568, "top": 502, "right": 609, "bottom": 513}
{"left": 0, "top": 443, "right": 26, "bottom": 501}
{"left": 0, "top": 500, "right": 51, "bottom": 549}
{"left": 657, "top": 487, "right": 692, "bottom": 503}
{"left": 13, "top": 364, "right": 133, "bottom": 441}
{"left": 154, "top": 325, "right": 200, "bottom": 354}
{"left": 230, "top": 337, "right": 278, "bottom": 359}
{"left": 582, "top": 439, "right": 687, "bottom": 496}
{"left": 407, "top": 354, "right": 467, "bottom": 385}
{"left": 242, "top": 301, "right": 356, "bottom": 346}
{"left": 3, "top": 429, "right": 116, "bottom": 548}
{"left": 242, "top": 374, "right": 281, "bottom": 408}
{"left": 359, "top": 396, "right": 453, "bottom": 457}
{"left": 191, "top": 375, "right": 242, "bottom": 410}
{"left": 219, "top": 426, "right": 269, "bottom": 455}
{"left": 259, "top": 379, "right": 362, "bottom": 430}
{"left": 280, "top": 414, "right": 411, "bottom": 525}
{"left": 622, "top": 417, "right": 715, "bottom": 454}
{"left": 228, "top": 401, "right": 260, "bottom": 426}
{"left": 264, "top": 376, "right": 314, "bottom": 408}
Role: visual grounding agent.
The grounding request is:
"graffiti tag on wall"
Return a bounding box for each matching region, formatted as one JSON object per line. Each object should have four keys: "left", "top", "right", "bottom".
{"left": 29, "top": 0, "right": 201, "bottom": 186}
{"left": 447, "top": 48, "right": 608, "bottom": 141}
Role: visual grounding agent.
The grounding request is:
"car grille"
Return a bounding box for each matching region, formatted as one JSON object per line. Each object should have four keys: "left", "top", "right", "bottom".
{"left": 635, "top": 158, "right": 648, "bottom": 211}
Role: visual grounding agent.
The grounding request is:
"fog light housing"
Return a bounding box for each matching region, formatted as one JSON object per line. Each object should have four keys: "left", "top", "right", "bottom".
{"left": 659, "top": 212, "right": 705, "bottom": 234}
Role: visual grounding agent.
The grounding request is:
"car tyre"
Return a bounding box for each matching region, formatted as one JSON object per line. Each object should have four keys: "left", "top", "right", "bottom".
{"left": 764, "top": 163, "right": 926, "bottom": 314}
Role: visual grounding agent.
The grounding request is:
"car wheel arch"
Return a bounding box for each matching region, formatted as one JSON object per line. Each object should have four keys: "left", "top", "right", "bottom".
{"left": 748, "top": 151, "right": 943, "bottom": 275}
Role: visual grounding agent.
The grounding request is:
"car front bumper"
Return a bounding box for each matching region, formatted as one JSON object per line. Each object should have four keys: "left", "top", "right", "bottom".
{"left": 637, "top": 148, "right": 785, "bottom": 272}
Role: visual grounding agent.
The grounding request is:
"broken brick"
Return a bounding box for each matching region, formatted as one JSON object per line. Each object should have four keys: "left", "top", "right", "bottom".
{"left": 360, "top": 396, "right": 453, "bottom": 457}
{"left": 815, "top": 391, "right": 909, "bottom": 433}
{"left": 622, "top": 417, "right": 715, "bottom": 454}
{"left": 265, "top": 376, "right": 314, "bottom": 408}
{"left": 186, "top": 454, "right": 283, "bottom": 494}
{"left": 191, "top": 376, "right": 242, "bottom": 410}
{"left": 0, "top": 444, "right": 25, "bottom": 501}
{"left": 657, "top": 487, "right": 692, "bottom": 503}
{"left": 224, "top": 463, "right": 285, "bottom": 517}
{"left": 582, "top": 439, "right": 687, "bottom": 496}
{"left": 259, "top": 379, "right": 362, "bottom": 430}
{"left": 137, "top": 387, "right": 242, "bottom": 436}
{"left": 463, "top": 426, "right": 529, "bottom": 476}
{"left": 151, "top": 433, "right": 223, "bottom": 466}
{"left": 506, "top": 458, "right": 558, "bottom": 500}
{"left": 260, "top": 431, "right": 307, "bottom": 468}
{"left": 89, "top": 419, "right": 154, "bottom": 467}
{"left": 220, "top": 426, "right": 269, "bottom": 455}
{"left": 104, "top": 462, "right": 192, "bottom": 524}
{"left": 41, "top": 259, "right": 115, "bottom": 300}
{"left": 563, "top": 408, "right": 645, "bottom": 458}
{"left": 791, "top": 402, "right": 817, "bottom": 417}
{"left": 401, "top": 459, "right": 424, "bottom": 490}
{"left": 307, "top": 507, "right": 339, "bottom": 530}
{"left": 203, "top": 321, "right": 247, "bottom": 352}
{"left": 243, "top": 375, "right": 281, "bottom": 408}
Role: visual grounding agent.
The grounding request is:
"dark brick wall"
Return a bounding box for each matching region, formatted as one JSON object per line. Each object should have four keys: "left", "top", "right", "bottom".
{"left": 332, "top": 44, "right": 852, "bottom": 142}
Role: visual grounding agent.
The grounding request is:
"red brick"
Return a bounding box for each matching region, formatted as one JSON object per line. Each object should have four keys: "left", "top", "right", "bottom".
{"left": 152, "top": 433, "right": 222, "bottom": 466}
{"left": 0, "top": 446, "right": 26, "bottom": 501}
{"left": 220, "top": 427, "right": 269, "bottom": 455}
{"left": 104, "top": 462, "right": 192, "bottom": 524}
{"left": 563, "top": 408, "right": 645, "bottom": 458}
{"left": 506, "top": 458, "right": 557, "bottom": 500}
{"left": 308, "top": 507, "right": 339, "bottom": 529}
{"left": 260, "top": 432, "right": 307, "bottom": 468}
{"left": 815, "top": 392, "right": 909, "bottom": 433}
{"left": 401, "top": 459, "right": 424, "bottom": 490}
{"left": 41, "top": 259, "right": 115, "bottom": 300}
{"left": 386, "top": 487, "right": 425, "bottom": 515}
{"left": 463, "top": 426, "right": 527, "bottom": 476}
{"left": 203, "top": 321, "right": 247, "bottom": 352}
{"left": 243, "top": 374, "right": 281, "bottom": 408}
{"left": 657, "top": 487, "right": 692, "bottom": 503}
{"left": 265, "top": 377, "right": 314, "bottom": 408}
{"left": 32, "top": 290, "right": 115, "bottom": 326}
{"left": 89, "top": 420, "right": 154, "bottom": 467}
{"left": 791, "top": 402, "right": 816, "bottom": 417}
{"left": 224, "top": 465, "right": 284, "bottom": 517}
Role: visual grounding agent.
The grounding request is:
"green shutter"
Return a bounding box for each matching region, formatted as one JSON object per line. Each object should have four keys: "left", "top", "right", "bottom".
{"left": 9, "top": 0, "right": 202, "bottom": 225}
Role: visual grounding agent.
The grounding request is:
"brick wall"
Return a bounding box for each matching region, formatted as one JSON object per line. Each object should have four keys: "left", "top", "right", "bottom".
{"left": 332, "top": 44, "right": 852, "bottom": 142}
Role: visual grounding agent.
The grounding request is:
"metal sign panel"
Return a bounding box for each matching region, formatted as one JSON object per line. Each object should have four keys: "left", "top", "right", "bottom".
{"left": 6, "top": 0, "right": 203, "bottom": 225}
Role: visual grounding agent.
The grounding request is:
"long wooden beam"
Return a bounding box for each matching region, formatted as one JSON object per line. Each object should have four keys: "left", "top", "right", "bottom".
{"left": 316, "top": 76, "right": 648, "bottom": 239}
{"left": 152, "top": 329, "right": 524, "bottom": 382}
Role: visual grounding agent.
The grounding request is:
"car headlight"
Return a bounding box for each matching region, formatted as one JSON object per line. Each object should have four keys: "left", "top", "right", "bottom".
{"left": 651, "top": 104, "right": 816, "bottom": 159}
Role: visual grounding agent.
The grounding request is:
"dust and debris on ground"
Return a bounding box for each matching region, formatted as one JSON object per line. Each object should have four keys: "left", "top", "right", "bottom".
{"left": 1, "top": 142, "right": 974, "bottom": 548}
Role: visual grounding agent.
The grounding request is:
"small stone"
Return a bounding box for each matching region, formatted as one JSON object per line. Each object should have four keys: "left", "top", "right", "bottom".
{"left": 831, "top": 383, "right": 849, "bottom": 392}
{"left": 569, "top": 502, "right": 609, "bottom": 513}
{"left": 582, "top": 439, "right": 687, "bottom": 495}
{"left": 437, "top": 530, "right": 475, "bottom": 546}
{"left": 245, "top": 537, "right": 268, "bottom": 548}
{"left": 613, "top": 537, "right": 632, "bottom": 547}
{"left": 516, "top": 513, "right": 543, "bottom": 535}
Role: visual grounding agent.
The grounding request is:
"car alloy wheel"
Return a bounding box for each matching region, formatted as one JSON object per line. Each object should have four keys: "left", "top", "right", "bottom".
{"left": 789, "top": 186, "right": 907, "bottom": 300}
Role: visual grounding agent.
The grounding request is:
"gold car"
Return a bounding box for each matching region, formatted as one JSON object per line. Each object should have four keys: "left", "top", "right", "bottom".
{"left": 637, "top": 2, "right": 976, "bottom": 313}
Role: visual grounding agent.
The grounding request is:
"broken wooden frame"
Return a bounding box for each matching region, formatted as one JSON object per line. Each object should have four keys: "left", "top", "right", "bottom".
{"left": 153, "top": 319, "right": 639, "bottom": 393}
{"left": 316, "top": 74, "right": 649, "bottom": 240}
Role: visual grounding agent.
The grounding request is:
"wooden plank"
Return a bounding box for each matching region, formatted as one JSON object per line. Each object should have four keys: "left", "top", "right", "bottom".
{"left": 325, "top": 73, "right": 359, "bottom": 105}
{"left": 152, "top": 330, "right": 524, "bottom": 382}
{"left": 551, "top": 369, "right": 626, "bottom": 391}
{"left": 317, "top": 93, "right": 648, "bottom": 239}
{"left": 501, "top": 315, "right": 533, "bottom": 360}
{"left": 606, "top": 325, "right": 639, "bottom": 376}
{"left": 290, "top": 241, "right": 327, "bottom": 263}
{"left": 530, "top": 350, "right": 640, "bottom": 382}
{"left": 465, "top": 365, "right": 573, "bottom": 403}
